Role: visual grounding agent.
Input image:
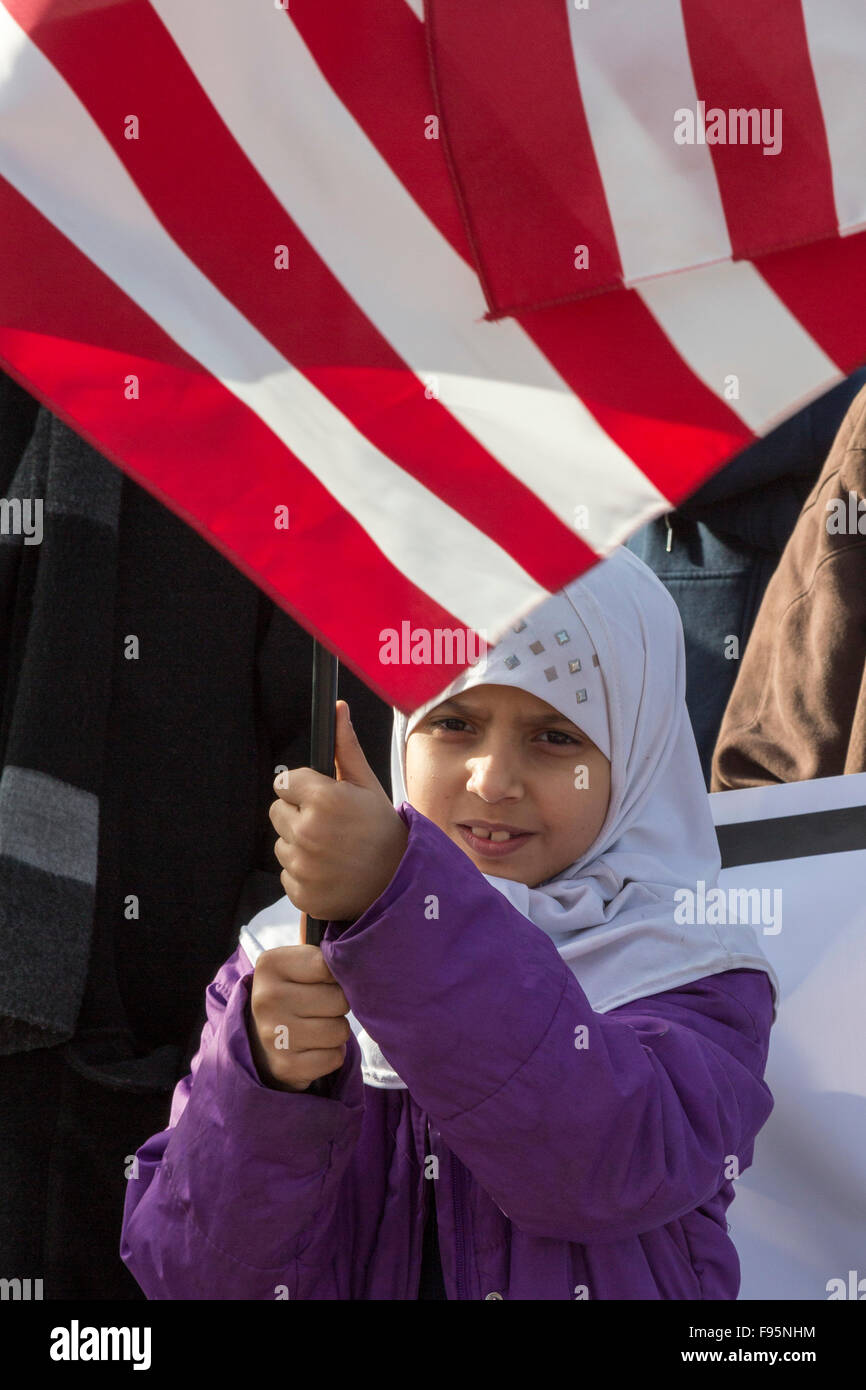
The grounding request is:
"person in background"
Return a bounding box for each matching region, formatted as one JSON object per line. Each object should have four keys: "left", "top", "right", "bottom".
{"left": 711, "top": 381, "right": 866, "bottom": 790}
{"left": 627, "top": 368, "right": 866, "bottom": 783}
{"left": 0, "top": 368, "right": 393, "bottom": 1298}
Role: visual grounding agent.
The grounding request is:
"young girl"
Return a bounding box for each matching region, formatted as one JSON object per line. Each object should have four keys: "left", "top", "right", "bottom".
{"left": 121, "top": 546, "right": 779, "bottom": 1300}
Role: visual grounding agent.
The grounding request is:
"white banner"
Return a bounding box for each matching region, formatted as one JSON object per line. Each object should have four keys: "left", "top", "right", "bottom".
{"left": 710, "top": 773, "right": 866, "bottom": 1301}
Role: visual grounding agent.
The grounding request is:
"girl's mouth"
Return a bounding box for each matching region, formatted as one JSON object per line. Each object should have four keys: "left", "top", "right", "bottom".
{"left": 457, "top": 824, "right": 536, "bottom": 858}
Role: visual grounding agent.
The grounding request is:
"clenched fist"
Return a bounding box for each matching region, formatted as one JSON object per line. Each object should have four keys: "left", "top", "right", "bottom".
{"left": 248, "top": 941, "right": 351, "bottom": 1092}
{"left": 270, "top": 700, "right": 408, "bottom": 923}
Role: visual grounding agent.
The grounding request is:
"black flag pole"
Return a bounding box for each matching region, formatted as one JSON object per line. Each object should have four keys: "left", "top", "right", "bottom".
{"left": 303, "top": 639, "right": 339, "bottom": 948}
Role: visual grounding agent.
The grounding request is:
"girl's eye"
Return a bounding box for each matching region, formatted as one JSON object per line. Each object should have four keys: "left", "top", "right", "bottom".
{"left": 430, "top": 722, "right": 578, "bottom": 745}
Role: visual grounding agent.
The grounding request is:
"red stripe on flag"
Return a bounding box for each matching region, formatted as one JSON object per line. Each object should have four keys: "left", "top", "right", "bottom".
{"left": 425, "top": 0, "right": 623, "bottom": 316}
{"left": 754, "top": 230, "right": 866, "bottom": 373}
{"left": 681, "top": 0, "right": 838, "bottom": 260}
{"left": 513, "top": 288, "right": 755, "bottom": 505}
{"left": 289, "top": 0, "right": 471, "bottom": 261}
{"left": 0, "top": 173, "right": 504, "bottom": 713}
{"left": 5, "top": 0, "right": 595, "bottom": 591}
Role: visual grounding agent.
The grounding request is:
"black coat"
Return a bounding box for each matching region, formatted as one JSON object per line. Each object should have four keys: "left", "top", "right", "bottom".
{"left": 0, "top": 369, "right": 394, "bottom": 1298}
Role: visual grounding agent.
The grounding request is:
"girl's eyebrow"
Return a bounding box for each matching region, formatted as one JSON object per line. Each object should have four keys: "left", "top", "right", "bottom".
{"left": 430, "top": 698, "right": 583, "bottom": 733}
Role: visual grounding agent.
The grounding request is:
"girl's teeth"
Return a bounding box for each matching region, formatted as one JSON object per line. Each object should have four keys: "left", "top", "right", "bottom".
{"left": 468, "top": 826, "right": 522, "bottom": 842}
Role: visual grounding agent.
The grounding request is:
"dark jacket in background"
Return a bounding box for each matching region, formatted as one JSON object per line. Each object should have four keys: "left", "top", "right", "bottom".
{"left": 712, "top": 383, "right": 866, "bottom": 789}
{"left": 626, "top": 369, "right": 866, "bottom": 782}
{"left": 0, "top": 369, "right": 393, "bottom": 1299}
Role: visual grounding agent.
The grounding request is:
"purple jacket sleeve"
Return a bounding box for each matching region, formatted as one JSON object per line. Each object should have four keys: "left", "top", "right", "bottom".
{"left": 322, "top": 804, "right": 775, "bottom": 1246}
{"left": 120, "top": 946, "right": 365, "bottom": 1299}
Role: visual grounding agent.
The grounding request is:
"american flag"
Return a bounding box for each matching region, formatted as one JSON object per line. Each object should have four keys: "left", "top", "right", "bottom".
{"left": 1, "top": 0, "right": 864, "bottom": 710}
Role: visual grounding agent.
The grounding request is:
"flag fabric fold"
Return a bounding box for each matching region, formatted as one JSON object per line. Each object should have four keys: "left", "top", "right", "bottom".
{"left": 1, "top": 0, "right": 865, "bottom": 710}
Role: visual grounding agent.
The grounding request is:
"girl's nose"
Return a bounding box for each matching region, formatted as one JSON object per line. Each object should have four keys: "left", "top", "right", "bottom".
{"left": 465, "top": 754, "right": 522, "bottom": 802}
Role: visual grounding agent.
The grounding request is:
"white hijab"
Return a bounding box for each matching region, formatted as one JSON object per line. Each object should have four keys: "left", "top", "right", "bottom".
{"left": 241, "top": 547, "right": 780, "bottom": 1088}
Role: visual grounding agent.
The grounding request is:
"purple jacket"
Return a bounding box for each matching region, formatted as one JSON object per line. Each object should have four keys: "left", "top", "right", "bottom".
{"left": 120, "top": 805, "right": 775, "bottom": 1300}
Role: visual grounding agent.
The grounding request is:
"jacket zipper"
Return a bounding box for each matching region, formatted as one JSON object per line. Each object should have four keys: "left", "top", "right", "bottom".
{"left": 452, "top": 1152, "right": 467, "bottom": 1301}
{"left": 427, "top": 1119, "right": 467, "bottom": 1301}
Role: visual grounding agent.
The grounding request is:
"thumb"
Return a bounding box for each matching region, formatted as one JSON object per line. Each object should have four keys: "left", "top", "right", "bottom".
{"left": 333, "top": 701, "right": 383, "bottom": 792}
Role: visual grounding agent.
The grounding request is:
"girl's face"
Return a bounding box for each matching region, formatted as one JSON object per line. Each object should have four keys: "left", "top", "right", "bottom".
{"left": 404, "top": 683, "right": 611, "bottom": 887}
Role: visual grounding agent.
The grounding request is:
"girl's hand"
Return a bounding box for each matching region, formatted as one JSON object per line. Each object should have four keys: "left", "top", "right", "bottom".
{"left": 248, "top": 943, "right": 351, "bottom": 1092}
{"left": 270, "top": 700, "right": 408, "bottom": 922}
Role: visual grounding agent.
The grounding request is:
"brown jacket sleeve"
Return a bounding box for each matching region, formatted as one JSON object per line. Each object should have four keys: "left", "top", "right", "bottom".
{"left": 711, "top": 384, "right": 866, "bottom": 789}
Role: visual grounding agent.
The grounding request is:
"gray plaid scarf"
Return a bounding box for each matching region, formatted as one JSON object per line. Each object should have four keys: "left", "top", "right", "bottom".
{"left": 0, "top": 404, "right": 122, "bottom": 1053}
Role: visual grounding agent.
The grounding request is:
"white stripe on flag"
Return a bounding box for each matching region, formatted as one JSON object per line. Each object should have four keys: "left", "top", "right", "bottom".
{"left": 402, "top": 0, "right": 424, "bottom": 19}
{"left": 637, "top": 260, "right": 843, "bottom": 435}
{"left": 800, "top": 0, "right": 866, "bottom": 237}
{"left": 564, "top": 0, "right": 732, "bottom": 286}
{"left": 149, "top": 0, "right": 668, "bottom": 553}
{"left": 0, "top": 4, "right": 548, "bottom": 633}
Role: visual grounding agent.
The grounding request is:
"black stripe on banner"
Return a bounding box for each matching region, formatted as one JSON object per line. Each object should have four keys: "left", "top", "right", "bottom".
{"left": 716, "top": 805, "right": 866, "bottom": 868}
